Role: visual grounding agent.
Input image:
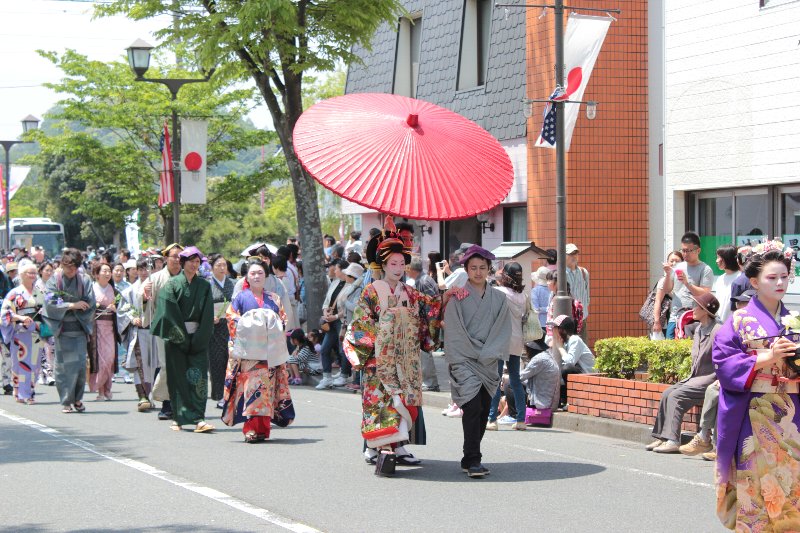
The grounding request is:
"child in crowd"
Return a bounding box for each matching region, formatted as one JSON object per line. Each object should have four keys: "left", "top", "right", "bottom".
{"left": 287, "top": 329, "right": 321, "bottom": 384}
{"left": 308, "top": 329, "right": 323, "bottom": 356}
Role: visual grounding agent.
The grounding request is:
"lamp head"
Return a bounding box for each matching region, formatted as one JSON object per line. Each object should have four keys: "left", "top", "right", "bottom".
{"left": 21, "top": 115, "right": 40, "bottom": 133}
{"left": 586, "top": 101, "right": 598, "bottom": 120}
{"left": 126, "top": 39, "right": 154, "bottom": 78}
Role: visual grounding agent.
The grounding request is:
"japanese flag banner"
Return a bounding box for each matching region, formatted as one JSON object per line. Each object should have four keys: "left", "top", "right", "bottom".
{"left": 536, "top": 14, "right": 612, "bottom": 151}
{"left": 0, "top": 165, "right": 31, "bottom": 217}
{"left": 180, "top": 119, "right": 208, "bottom": 204}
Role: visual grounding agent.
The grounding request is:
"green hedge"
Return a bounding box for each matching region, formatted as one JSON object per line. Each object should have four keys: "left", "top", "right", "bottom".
{"left": 594, "top": 337, "right": 693, "bottom": 384}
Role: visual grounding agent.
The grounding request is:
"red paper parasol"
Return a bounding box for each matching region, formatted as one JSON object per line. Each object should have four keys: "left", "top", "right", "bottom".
{"left": 293, "top": 93, "right": 514, "bottom": 220}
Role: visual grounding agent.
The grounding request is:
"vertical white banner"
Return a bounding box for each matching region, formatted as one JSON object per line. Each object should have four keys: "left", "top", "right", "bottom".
{"left": 536, "top": 14, "right": 612, "bottom": 151}
{"left": 125, "top": 209, "right": 141, "bottom": 258}
{"left": 180, "top": 119, "right": 208, "bottom": 204}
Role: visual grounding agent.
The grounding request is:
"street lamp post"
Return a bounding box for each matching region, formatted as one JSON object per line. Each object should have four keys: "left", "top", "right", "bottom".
{"left": 126, "top": 39, "right": 214, "bottom": 244}
{"left": 497, "top": 1, "right": 619, "bottom": 319}
{"left": 1, "top": 115, "right": 40, "bottom": 251}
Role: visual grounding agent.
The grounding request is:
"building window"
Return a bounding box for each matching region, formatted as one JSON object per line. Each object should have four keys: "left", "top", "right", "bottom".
{"left": 393, "top": 15, "right": 423, "bottom": 98}
{"left": 457, "top": 0, "right": 492, "bottom": 90}
{"left": 695, "top": 189, "right": 769, "bottom": 273}
{"left": 503, "top": 206, "right": 527, "bottom": 242}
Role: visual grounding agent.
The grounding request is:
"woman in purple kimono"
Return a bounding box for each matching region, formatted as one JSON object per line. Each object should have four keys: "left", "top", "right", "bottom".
{"left": 1, "top": 262, "right": 45, "bottom": 403}
{"left": 712, "top": 241, "right": 800, "bottom": 530}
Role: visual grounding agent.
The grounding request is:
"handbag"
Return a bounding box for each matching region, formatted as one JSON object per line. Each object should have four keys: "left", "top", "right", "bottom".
{"left": 319, "top": 317, "right": 330, "bottom": 332}
{"left": 297, "top": 301, "right": 307, "bottom": 324}
{"left": 524, "top": 407, "right": 552, "bottom": 427}
{"left": 639, "top": 282, "right": 671, "bottom": 328}
{"left": 522, "top": 300, "right": 544, "bottom": 343}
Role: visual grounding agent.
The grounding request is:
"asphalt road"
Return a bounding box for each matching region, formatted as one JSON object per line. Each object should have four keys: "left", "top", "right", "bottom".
{"left": 0, "top": 382, "right": 727, "bottom": 532}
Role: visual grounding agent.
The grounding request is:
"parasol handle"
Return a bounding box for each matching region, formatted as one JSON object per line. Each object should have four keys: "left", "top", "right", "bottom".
{"left": 406, "top": 113, "right": 419, "bottom": 127}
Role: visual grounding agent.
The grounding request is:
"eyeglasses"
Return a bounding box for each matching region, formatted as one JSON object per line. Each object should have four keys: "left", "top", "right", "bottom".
{"left": 680, "top": 247, "right": 699, "bottom": 254}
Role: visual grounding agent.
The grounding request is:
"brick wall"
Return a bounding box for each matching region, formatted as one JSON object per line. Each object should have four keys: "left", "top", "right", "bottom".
{"left": 567, "top": 374, "right": 700, "bottom": 433}
{"left": 526, "top": 1, "right": 650, "bottom": 346}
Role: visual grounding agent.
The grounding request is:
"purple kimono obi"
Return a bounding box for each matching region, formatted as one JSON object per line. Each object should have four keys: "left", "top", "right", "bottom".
{"left": 712, "top": 295, "right": 799, "bottom": 483}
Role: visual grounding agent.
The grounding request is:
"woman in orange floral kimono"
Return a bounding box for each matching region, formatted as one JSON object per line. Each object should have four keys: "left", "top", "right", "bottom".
{"left": 222, "top": 259, "right": 294, "bottom": 443}
{"left": 344, "top": 235, "right": 447, "bottom": 475}
{"left": 713, "top": 241, "right": 800, "bottom": 531}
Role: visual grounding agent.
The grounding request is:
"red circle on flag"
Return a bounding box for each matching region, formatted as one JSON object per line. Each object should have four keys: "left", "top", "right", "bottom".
{"left": 184, "top": 152, "right": 203, "bottom": 171}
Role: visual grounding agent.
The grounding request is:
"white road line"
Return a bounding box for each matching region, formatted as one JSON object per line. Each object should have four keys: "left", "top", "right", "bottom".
{"left": 506, "top": 442, "right": 715, "bottom": 489}
{"left": 0, "top": 409, "right": 323, "bottom": 533}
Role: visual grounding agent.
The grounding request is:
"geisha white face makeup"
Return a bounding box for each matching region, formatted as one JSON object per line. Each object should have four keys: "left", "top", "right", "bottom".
{"left": 383, "top": 254, "right": 406, "bottom": 283}
{"left": 751, "top": 261, "right": 789, "bottom": 304}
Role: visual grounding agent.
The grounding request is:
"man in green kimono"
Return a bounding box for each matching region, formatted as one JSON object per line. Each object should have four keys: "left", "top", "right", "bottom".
{"left": 151, "top": 246, "right": 215, "bottom": 433}
{"left": 43, "top": 248, "right": 96, "bottom": 413}
{"left": 141, "top": 242, "right": 183, "bottom": 420}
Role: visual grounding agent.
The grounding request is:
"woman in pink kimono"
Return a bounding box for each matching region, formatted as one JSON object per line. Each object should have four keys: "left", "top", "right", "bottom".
{"left": 88, "top": 263, "right": 120, "bottom": 401}
{"left": 344, "top": 233, "right": 450, "bottom": 476}
{"left": 713, "top": 240, "right": 800, "bottom": 530}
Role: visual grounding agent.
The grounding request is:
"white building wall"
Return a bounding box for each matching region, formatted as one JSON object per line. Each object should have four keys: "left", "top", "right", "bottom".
{"left": 665, "top": 0, "right": 800, "bottom": 201}
{"left": 648, "top": 1, "right": 666, "bottom": 284}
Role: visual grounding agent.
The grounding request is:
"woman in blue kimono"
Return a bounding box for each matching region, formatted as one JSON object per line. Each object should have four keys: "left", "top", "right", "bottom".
{"left": 1, "top": 261, "right": 45, "bottom": 403}
{"left": 222, "top": 258, "right": 294, "bottom": 443}
{"left": 712, "top": 240, "right": 800, "bottom": 530}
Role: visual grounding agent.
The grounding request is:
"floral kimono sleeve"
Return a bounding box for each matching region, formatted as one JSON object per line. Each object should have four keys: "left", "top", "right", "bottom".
{"left": 712, "top": 312, "right": 758, "bottom": 392}
{"left": 343, "top": 285, "right": 379, "bottom": 367}
{"left": 412, "top": 290, "right": 442, "bottom": 352}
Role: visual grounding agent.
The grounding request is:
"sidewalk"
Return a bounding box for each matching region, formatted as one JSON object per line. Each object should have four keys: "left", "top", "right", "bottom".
{"left": 419, "top": 352, "right": 654, "bottom": 445}
{"left": 306, "top": 351, "right": 654, "bottom": 445}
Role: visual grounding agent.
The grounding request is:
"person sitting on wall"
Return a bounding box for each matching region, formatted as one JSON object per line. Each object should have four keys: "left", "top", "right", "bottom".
{"left": 646, "top": 292, "right": 721, "bottom": 454}
{"left": 549, "top": 315, "right": 594, "bottom": 408}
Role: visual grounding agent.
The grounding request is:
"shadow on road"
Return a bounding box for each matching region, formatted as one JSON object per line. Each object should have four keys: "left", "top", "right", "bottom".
{"left": 0, "top": 423, "right": 128, "bottom": 465}
{"left": 390, "top": 459, "right": 606, "bottom": 483}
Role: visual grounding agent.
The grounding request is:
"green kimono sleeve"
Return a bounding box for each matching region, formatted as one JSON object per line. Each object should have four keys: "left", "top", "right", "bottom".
{"left": 189, "top": 280, "right": 214, "bottom": 354}
{"left": 150, "top": 280, "right": 189, "bottom": 351}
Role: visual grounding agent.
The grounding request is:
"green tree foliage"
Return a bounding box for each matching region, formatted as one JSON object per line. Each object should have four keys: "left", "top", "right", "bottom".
{"left": 96, "top": 0, "right": 404, "bottom": 332}
{"left": 27, "top": 49, "right": 273, "bottom": 246}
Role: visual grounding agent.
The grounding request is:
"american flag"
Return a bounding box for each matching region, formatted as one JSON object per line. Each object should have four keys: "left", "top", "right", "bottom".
{"left": 537, "top": 87, "right": 565, "bottom": 148}
{"left": 158, "top": 121, "right": 175, "bottom": 207}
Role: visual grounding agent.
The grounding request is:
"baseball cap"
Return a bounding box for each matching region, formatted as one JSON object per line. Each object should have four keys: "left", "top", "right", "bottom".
{"left": 546, "top": 314, "right": 571, "bottom": 327}
{"left": 565, "top": 243, "right": 579, "bottom": 255}
{"left": 731, "top": 289, "right": 756, "bottom": 304}
{"left": 691, "top": 292, "right": 720, "bottom": 316}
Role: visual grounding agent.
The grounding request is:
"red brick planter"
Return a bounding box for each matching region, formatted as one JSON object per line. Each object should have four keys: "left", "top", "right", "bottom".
{"left": 566, "top": 374, "right": 699, "bottom": 433}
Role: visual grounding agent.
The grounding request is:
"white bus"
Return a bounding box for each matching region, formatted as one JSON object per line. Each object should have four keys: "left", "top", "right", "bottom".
{"left": 0, "top": 218, "right": 66, "bottom": 258}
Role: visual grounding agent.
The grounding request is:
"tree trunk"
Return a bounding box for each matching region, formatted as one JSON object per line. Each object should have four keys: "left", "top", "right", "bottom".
{"left": 163, "top": 212, "right": 174, "bottom": 247}
{"left": 283, "top": 145, "right": 326, "bottom": 331}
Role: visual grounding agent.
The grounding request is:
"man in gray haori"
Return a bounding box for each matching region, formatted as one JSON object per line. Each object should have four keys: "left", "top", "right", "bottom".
{"left": 43, "top": 248, "right": 96, "bottom": 413}
{"left": 444, "top": 245, "right": 510, "bottom": 478}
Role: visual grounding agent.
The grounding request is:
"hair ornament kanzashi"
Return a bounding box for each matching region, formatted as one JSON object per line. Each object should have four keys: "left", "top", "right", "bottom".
{"left": 365, "top": 216, "right": 411, "bottom": 270}
{"left": 750, "top": 237, "right": 797, "bottom": 281}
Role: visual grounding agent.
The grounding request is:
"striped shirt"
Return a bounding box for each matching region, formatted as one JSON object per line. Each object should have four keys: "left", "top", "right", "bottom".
{"left": 565, "top": 266, "right": 590, "bottom": 318}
